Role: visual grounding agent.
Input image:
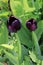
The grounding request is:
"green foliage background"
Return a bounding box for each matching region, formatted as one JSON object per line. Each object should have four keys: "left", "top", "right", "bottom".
{"left": 0, "top": 0, "right": 43, "bottom": 65}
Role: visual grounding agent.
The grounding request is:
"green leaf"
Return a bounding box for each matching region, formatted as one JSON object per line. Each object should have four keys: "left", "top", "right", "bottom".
{"left": 17, "top": 26, "right": 33, "bottom": 49}
{"left": 0, "top": 10, "right": 10, "bottom": 17}
{"left": 0, "top": 44, "right": 14, "bottom": 50}
{"left": 24, "top": 56, "right": 33, "bottom": 65}
{"left": 34, "top": 0, "right": 42, "bottom": 10}
{"left": 10, "top": 0, "right": 24, "bottom": 17}
{"left": 4, "top": 50, "right": 18, "bottom": 65}
{"left": 23, "top": 0, "right": 35, "bottom": 12}
{"left": 10, "top": 0, "right": 35, "bottom": 18}
{"left": 35, "top": 20, "right": 43, "bottom": 41}
{"left": 0, "top": 23, "right": 8, "bottom": 44}
{"left": 29, "top": 51, "right": 38, "bottom": 63}
{"left": 0, "top": 0, "right": 8, "bottom": 10}
{"left": 37, "top": 60, "right": 41, "bottom": 65}
{"left": 32, "top": 32, "right": 41, "bottom": 57}
{"left": 21, "top": 45, "right": 28, "bottom": 58}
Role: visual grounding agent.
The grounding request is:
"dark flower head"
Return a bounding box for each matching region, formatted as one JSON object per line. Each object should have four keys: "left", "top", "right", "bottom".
{"left": 7, "top": 16, "right": 21, "bottom": 33}
{"left": 26, "top": 18, "right": 37, "bottom": 31}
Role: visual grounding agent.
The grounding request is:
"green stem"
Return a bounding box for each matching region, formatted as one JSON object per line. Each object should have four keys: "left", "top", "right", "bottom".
{"left": 15, "top": 33, "right": 22, "bottom": 65}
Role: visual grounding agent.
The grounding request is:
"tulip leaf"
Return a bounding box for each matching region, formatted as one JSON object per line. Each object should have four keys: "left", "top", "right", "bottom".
{"left": 35, "top": 20, "right": 43, "bottom": 41}
{"left": 0, "top": 23, "right": 8, "bottom": 44}
{"left": 10, "top": 0, "right": 24, "bottom": 17}
{"left": 17, "top": 26, "right": 33, "bottom": 49}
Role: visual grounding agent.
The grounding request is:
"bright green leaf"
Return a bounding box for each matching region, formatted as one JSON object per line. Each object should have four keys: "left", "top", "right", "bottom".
{"left": 10, "top": 0, "right": 24, "bottom": 17}
{"left": 29, "top": 51, "right": 38, "bottom": 63}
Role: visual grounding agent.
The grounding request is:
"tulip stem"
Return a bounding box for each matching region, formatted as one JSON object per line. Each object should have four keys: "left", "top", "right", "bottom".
{"left": 15, "top": 33, "right": 22, "bottom": 65}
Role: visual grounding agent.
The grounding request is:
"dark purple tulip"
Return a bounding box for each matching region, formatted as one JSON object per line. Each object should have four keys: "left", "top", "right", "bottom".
{"left": 7, "top": 16, "right": 21, "bottom": 33}
{"left": 26, "top": 18, "right": 37, "bottom": 31}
